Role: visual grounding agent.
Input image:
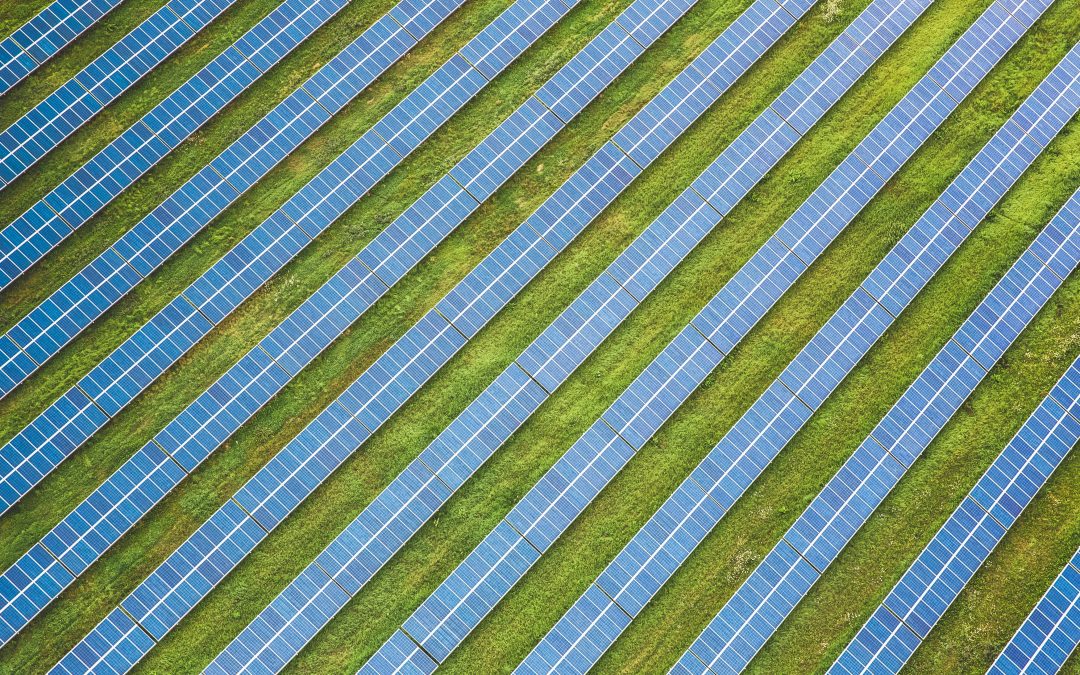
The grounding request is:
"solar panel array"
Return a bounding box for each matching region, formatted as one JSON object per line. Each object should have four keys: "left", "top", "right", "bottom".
{"left": 0, "top": 0, "right": 466, "bottom": 647}
{"left": 436, "top": 7, "right": 1045, "bottom": 673}
{"left": 0, "top": 0, "right": 571, "bottom": 517}
{"left": 0, "top": 0, "right": 466, "bottom": 397}
{"left": 0, "top": 0, "right": 122, "bottom": 96}
{"left": 516, "top": 5, "right": 1064, "bottom": 673}
{"left": 989, "top": 546, "right": 1080, "bottom": 675}
{"left": 0, "top": 0, "right": 237, "bottom": 187}
{"left": 200, "top": 1, "right": 817, "bottom": 672}
{"left": 203, "top": 0, "right": 940, "bottom": 671}
{"left": 0, "top": 0, "right": 348, "bottom": 294}
{"left": 669, "top": 51, "right": 1080, "bottom": 675}
{"left": 365, "top": 0, "right": 1009, "bottom": 669}
{"left": 1, "top": 0, "right": 680, "bottom": 654}
{"left": 1, "top": 0, "right": 1075, "bottom": 670}
{"left": 831, "top": 342, "right": 1080, "bottom": 674}
{"left": 47, "top": 0, "right": 709, "bottom": 669}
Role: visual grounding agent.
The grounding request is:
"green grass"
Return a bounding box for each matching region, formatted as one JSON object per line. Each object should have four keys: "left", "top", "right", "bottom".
{"left": 0, "top": 0, "right": 1077, "bottom": 672}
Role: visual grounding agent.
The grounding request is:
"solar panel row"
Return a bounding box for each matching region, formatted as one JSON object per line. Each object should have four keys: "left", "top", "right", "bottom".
{"left": 0, "top": 0, "right": 237, "bottom": 187}
{"left": 989, "top": 546, "right": 1080, "bottom": 675}
{"left": 0, "top": 0, "right": 568, "bottom": 517}
{"left": 0, "top": 0, "right": 686, "bottom": 657}
{"left": 0, "top": 0, "right": 123, "bottom": 97}
{"left": 516, "top": 5, "right": 1061, "bottom": 673}
{"left": 0, "top": 0, "right": 465, "bottom": 397}
{"left": 0, "top": 0, "right": 1070, "bottom": 672}
{"left": 678, "top": 244, "right": 1076, "bottom": 675}
{"left": 195, "top": 2, "right": 816, "bottom": 673}
{"left": 0, "top": 0, "right": 462, "bottom": 649}
{"left": 831, "top": 341, "right": 1080, "bottom": 674}
{"left": 206, "top": 0, "right": 926, "bottom": 671}
{"left": 370, "top": 0, "right": 995, "bottom": 668}
{"left": 45, "top": 0, "right": 695, "bottom": 668}
{"left": 0, "top": 0, "right": 348, "bottom": 295}
{"left": 671, "top": 49, "right": 1080, "bottom": 675}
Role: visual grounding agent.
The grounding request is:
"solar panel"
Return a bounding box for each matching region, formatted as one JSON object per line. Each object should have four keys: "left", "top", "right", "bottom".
{"left": 0, "top": 0, "right": 570, "bottom": 515}
{"left": 155, "top": 348, "right": 294, "bottom": 469}
{"left": 0, "top": 38, "right": 36, "bottom": 96}
{"left": 516, "top": 272, "right": 639, "bottom": 392}
{"left": 613, "top": 0, "right": 797, "bottom": 166}
{"left": 536, "top": 22, "right": 644, "bottom": 122}
{"left": 0, "top": 2, "right": 455, "bottom": 392}
{"left": 516, "top": 4, "right": 1062, "bottom": 671}
{"left": 779, "top": 288, "right": 893, "bottom": 410}
{"left": 448, "top": 96, "right": 564, "bottom": 201}
{"left": 339, "top": 0, "right": 943, "bottom": 669}
{"left": 51, "top": 0, "right": 686, "bottom": 667}
{"left": 690, "top": 107, "right": 801, "bottom": 216}
{"left": 365, "top": 177, "right": 482, "bottom": 286}
{"left": 927, "top": 1, "right": 1023, "bottom": 102}
{"left": 692, "top": 234, "right": 807, "bottom": 354}
{"left": 123, "top": 499, "right": 267, "bottom": 639}
{"left": 605, "top": 325, "right": 725, "bottom": 450}
{"left": 0, "top": 336, "right": 34, "bottom": 396}
{"left": 517, "top": 584, "right": 632, "bottom": 675}
{"left": 606, "top": 189, "right": 720, "bottom": 301}
{"left": 525, "top": 140, "right": 643, "bottom": 247}
{"left": 0, "top": 0, "right": 465, "bottom": 648}
{"left": 435, "top": 217, "right": 560, "bottom": 338}
{"left": 0, "top": 0, "right": 236, "bottom": 186}
{"left": 988, "top": 547, "right": 1080, "bottom": 675}
{"left": 0, "top": 0, "right": 125, "bottom": 96}
{"left": 0, "top": 543, "right": 74, "bottom": 644}
{"left": 206, "top": 565, "right": 351, "bottom": 675}
{"left": 402, "top": 520, "right": 542, "bottom": 661}
{"left": 0, "top": 0, "right": 586, "bottom": 638}
{"left": 50, "top": 607, "right": 154, "bottom": 675}
{"left": 831, "top": 346, "right": 1079, "bottom": 674}
{"left": 460, "top": 0, "right": 576, "bottom": 80}
{"left": 356, "top": 630, "right": 438, "bottom": 675}
{"left": 508, "top": 420, "right": 636, "bottom": 553}
{"left": 673, "top": 57, "right": 1077, "bottom": 674}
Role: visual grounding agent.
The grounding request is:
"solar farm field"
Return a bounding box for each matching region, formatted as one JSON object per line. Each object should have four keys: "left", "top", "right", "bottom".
{"left": 0, "top": 0, "right": 1076, "bottom": 672}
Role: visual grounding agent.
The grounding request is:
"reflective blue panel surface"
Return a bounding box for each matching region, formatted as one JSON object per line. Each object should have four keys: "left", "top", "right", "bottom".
{"left": 540, "top": 20, "right": 1075, "bottom": 675}
{"left": 0, "top": 0, "right": 235, "bottom": 184}
{"left": 1, "top": 0, "right": 124, "bottom": 94}
{"left": 988, "top": 549, "right": 1080, "bottom": 675}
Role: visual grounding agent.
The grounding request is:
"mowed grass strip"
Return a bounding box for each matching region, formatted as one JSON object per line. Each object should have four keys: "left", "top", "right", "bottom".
{"left": 0, "top": 0, "right": 678, "bottom": 668}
